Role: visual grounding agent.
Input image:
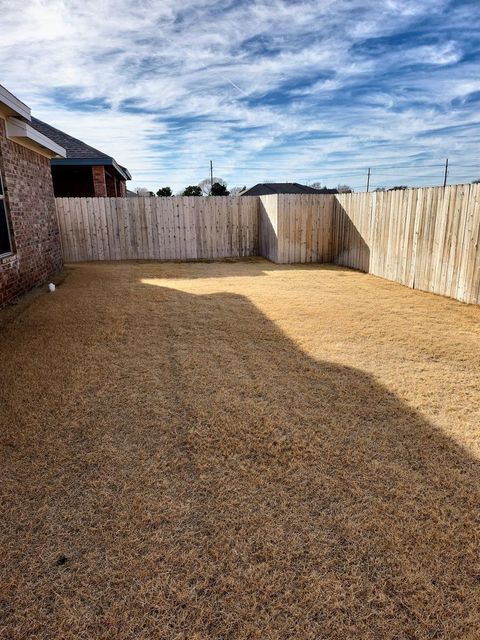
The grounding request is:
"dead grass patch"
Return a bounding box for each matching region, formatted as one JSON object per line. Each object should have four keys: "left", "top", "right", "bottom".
{"left": 1, "top": 259, "right": 479, "bottom": 639}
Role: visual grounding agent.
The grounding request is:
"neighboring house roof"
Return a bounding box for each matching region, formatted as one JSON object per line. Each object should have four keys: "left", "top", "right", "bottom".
{"left": 240, "top": 183, "right": 338, "bottom": 196}
{"left": 29, "top": 117, "right": 131, "bottom": 181}
{"left": 126, "top": 189, "right": 137, "bottom": 197}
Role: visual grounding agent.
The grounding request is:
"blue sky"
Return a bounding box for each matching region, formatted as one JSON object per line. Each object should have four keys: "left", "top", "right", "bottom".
{"left": 1, "top": 0, "right": 479, "bottom": 191}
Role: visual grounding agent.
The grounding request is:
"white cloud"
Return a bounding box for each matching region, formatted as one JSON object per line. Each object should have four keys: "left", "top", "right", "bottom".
{"left": 0, "top": 0, "right": 478, "bottom": 190}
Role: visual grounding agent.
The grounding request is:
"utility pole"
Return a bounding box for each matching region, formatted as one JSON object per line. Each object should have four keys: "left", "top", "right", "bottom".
{"left": 210, "top": 160, "right": 214, "bottom": 195}
{"left": 443, "top": 158, "right": 449, "bottom": 188}
{"left": 366, "top": 167, "right": 371, "bottom": 192}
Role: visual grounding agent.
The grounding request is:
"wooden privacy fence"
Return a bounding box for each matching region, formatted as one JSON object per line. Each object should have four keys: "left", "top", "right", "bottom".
{"left": 56, "top": 196, "right": 259, "bottom": 261}
{"left": 259, "top": 194, "right": 335, "bottom": 263}
{"left": 332, "top": 184, "right": 480, "bottom": 304}
{"left": 259, "top": 186, "right": 480, "bottom": 304}
{"left": 56, "top": 185, "right": 480, "bottom": 304}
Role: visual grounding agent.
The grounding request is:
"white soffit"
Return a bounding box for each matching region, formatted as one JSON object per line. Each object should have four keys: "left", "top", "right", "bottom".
{"left": 6, "top": 117, "right": 66, "bottom": 158}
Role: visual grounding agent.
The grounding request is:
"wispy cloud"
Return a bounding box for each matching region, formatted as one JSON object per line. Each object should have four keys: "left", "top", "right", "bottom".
{"left": 0, "top": 0, "right": 479, "bottom": 191}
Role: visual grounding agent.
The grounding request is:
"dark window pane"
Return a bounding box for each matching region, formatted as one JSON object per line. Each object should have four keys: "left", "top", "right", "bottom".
{"left": 0, "top": 200, "right": 12, "bottom": 254}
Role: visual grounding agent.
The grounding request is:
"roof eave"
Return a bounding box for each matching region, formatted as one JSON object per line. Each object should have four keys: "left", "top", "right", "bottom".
{"left": 5, "top": 117, "right": 66, "bottom": 158}
{"left": 112, "top": 159, "right": 132, "bottom": 181}
{"left": 51, "top": 157, "right": 131, "bottom": 180}
{"left": 0, "top": 85, "right": 31, "bottom": 120}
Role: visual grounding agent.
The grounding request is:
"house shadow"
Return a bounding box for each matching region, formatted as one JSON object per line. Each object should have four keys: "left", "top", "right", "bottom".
{"left": 1, "top": 274, "right": 479, "bottom": 638}
{"left": 119, "top": 281, "right": 478, "bottom": 637}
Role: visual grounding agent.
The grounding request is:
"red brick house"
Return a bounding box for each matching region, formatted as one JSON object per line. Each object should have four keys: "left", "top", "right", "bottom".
{"left": 0, "top": 85, "right": 65, "bottom": 308}
{"left": 29, "top": 118, "right": 131, "bottom": 197}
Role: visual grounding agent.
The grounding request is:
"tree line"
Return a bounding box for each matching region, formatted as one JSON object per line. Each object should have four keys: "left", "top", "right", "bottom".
{"left": 135, "top": 178, "right": 480, "bottom": 197}
{"left": 136, "top": 177, "right": 246, "bottom": 197}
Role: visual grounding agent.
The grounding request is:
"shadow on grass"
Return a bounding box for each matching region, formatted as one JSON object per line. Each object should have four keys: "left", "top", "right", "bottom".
{"left": 128, "top": 281, "right": 479, "bottom": 637}
{"left": 0, "top": 271, "right": 478, "bottom": 638}
{"left": 132, "top": 258, "right": 361, "bottom": 287}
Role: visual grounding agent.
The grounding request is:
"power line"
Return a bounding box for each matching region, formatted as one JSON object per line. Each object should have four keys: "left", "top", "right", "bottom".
{"left": 202, "top": 166, "right": 447, "bottom": 173}
{"left": 133, "top": 160, "right": 480, "bottom": 171}
{"left": 131, "top": 158, "right": 480, "bottom": 191}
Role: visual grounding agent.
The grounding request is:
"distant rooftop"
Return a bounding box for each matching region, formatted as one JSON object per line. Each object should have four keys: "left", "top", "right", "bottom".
{"left": 30, "top": 117, "right": 131, "bottom": 181}
{"left": 241, "top": 183, "right": 338, "bottom": 196}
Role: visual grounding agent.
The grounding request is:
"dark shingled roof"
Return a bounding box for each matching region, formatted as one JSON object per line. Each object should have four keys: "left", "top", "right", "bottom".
{"left": 240, "top": 183, "right": 338, "bottom": 196}
{"left": 30, "top": 117, "right": 111, "bottom": 160}
{"left": 30, "top": 117, "right": 131, "bottom": 180}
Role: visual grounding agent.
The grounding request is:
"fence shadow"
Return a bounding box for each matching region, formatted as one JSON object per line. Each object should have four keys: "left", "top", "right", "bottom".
{"left": 332, "top": 199, "right": 371, "bottom": 272}
{"left": 259, "top": 197, "right": 278, "bottom": 262}
{"left": 1, "top": 276, "right": 479, "bottom": 638}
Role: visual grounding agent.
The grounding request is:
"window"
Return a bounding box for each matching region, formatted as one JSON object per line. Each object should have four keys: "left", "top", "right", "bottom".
{"left": 0, "top": 173, "right": 12, "bottom": 256}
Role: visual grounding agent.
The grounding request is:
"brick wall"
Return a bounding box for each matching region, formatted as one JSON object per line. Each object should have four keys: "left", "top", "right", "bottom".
{"left": 0, "top": 118, "right": 63, "bottom": 308}
{"left": 92, "top": 165, "right": 107, "bottom": 197}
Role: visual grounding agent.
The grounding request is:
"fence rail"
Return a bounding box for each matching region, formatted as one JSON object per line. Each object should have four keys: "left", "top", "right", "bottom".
{"left": 56, "top": 186, "right": 480, "bottom": 304}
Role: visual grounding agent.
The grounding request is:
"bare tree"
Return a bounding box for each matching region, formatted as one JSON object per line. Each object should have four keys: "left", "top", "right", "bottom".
{"left": 229, "top": 186, "right": 246, "bottom": 197}
{"left": 135, "top": 187, "right": 155, "bottom": 196}
{"left": 337, "top": 184, "right": 354, "bottom": 193}
{"left": 198, "top": 177, "right": 227, "bottom": 196}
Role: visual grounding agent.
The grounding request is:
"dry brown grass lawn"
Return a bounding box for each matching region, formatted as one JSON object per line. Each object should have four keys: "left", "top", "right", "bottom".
{"left": 1, "top": 258, "right": 480, "bottom": 639}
